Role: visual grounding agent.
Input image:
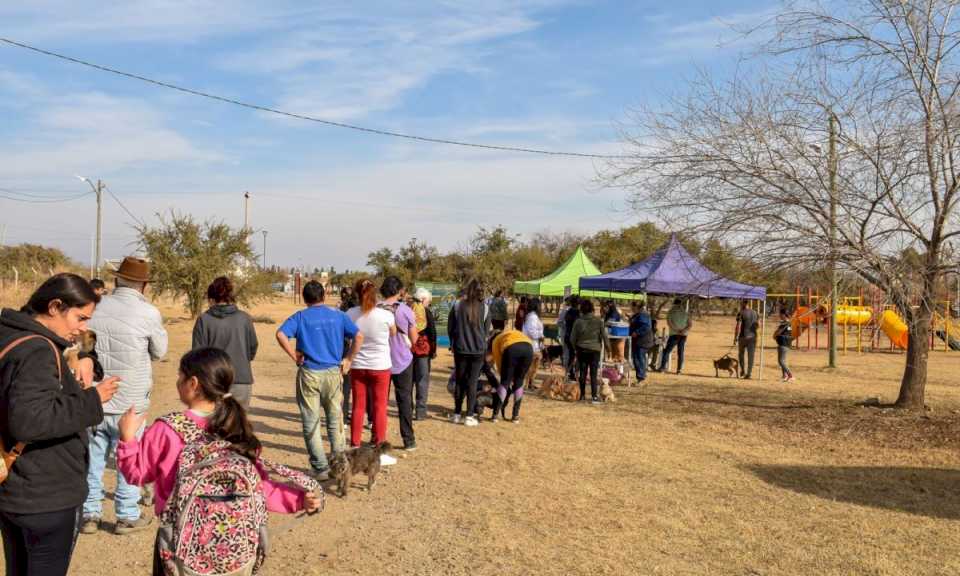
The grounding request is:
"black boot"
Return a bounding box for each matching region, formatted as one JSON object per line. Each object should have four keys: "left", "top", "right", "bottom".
{"left": 511, "top": 397, "right": 522, "bottom": 422}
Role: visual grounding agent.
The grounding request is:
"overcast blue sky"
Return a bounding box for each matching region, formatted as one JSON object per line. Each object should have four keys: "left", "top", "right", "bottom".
{"left": 0, "top": 0, "right": 776, "bottom": 271}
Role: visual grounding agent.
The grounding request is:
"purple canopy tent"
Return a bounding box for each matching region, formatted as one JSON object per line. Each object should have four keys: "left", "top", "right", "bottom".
{"left": 578, "top": 235, "right": 768, "bottom": 378}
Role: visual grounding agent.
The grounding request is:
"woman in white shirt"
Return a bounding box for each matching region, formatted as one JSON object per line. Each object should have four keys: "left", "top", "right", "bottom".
{"left": 345, "top": 279, "right": 396, "bottom": 461}
{"left": 521, "top": 298, "right": 544, "bottom": 387}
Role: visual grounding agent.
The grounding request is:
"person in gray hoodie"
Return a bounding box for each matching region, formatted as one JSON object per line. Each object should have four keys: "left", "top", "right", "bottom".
{"left": 192, "top": 276, "right": 259, "bottom": 407}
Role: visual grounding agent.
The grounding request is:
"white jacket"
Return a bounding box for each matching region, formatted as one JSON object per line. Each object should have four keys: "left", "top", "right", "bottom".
{"left": 522, "top": 312, "right": 544, "bottom": 353}
{"left": 89, "top": 287, "right": 168, "bottom": 414}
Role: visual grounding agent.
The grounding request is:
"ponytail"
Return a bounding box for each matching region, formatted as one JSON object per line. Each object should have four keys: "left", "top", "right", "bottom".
{"left": 179, "top": 348, "right": 261, "bottom": 461}
{"left": 354, "top": 278, "right": 377, "bottom": 313}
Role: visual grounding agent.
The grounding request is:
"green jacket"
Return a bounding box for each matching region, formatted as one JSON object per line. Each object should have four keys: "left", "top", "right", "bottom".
{"left": 570, "top": 313, "right": 610, "bottom": 353}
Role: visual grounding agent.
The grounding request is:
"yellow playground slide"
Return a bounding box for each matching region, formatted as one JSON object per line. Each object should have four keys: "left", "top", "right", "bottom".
{"left": 880, "top": 309, "right": 909, "bottom": 349}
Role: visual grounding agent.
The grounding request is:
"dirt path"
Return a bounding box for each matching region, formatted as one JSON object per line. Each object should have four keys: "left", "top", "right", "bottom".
{"left": 6, "top": 298, "right": 960, "bottom": 575}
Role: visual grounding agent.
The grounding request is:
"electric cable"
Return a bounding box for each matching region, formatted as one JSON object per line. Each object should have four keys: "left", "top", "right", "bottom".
{"left": 0, "top": 37, "right": 629, "bottom": 160}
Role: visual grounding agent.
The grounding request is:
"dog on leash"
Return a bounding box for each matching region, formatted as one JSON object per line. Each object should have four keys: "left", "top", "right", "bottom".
{"left": 328, "top": 442, "right": 392, "bottom": 498}
{"left": 713, "top": 354, "right": 739, "bottom": 378}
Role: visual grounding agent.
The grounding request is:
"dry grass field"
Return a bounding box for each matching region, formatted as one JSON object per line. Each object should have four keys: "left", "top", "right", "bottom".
{"left": 2, "top": 291, "right": 960, "bottom": 575}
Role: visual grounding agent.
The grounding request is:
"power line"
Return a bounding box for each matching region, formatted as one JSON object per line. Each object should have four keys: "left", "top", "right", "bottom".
{"left": 0, "top": 189, "right": 92, "bottom": 203}
{"left": 0, "top": 37, "right": 627, "bottom": 160}
{"left": 103, "top": 185, "right": 145, "bottom": 226}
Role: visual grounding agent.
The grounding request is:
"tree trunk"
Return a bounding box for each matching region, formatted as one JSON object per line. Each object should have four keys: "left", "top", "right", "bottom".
{"left": 895, "top": 304, "right": 930, "bottom": 410}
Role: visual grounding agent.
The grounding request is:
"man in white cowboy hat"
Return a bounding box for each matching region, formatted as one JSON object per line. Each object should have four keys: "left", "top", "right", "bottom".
{"left": 82, "top": 256, "right": 168, "bottom": 535}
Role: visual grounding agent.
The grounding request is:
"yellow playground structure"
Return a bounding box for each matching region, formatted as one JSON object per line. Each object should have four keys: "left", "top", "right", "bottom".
{"left": 772, "top": 287, "right": 959, "bottom": 353}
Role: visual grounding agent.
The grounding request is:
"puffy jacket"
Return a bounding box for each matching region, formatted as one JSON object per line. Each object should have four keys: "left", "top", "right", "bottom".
{"left": 192, "top": 304, "right": 258, "bottom": 384}
{"left": 88, "top": 287, "right": 168, "bottom": 415}
{"left": 0, "top": 308, "right": 104, "bottom": 514}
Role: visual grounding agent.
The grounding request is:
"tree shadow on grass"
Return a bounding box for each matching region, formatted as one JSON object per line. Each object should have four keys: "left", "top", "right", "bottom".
{"left": 643, "top": 392, "right": 815, "bottom": 411}
{"left": 747, "top": 464, "right": 960, "bottom": 520}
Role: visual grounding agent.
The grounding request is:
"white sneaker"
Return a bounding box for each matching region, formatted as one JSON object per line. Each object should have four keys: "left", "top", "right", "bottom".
{"left": 464, "top": 416, "right": 479, "bottom": 427}
{"left": 449, "top": 414, "right": 462, "bottom": 424}
{"left": 379, "top": 453, "right": 397, "bottom": 466}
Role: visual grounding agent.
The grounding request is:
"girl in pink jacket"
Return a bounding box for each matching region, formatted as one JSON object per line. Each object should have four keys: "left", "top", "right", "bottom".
{"left": 117, "top": 348, "right": 320, "bottom": 574}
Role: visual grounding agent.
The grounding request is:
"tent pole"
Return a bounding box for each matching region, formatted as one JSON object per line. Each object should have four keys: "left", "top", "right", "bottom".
{"left": 759, "top": 298, "right": 766, "bottom": 382}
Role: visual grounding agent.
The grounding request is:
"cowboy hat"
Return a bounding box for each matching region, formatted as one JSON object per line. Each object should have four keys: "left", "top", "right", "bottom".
{"left": 114, "top": 256, "right": 151, "bottom": 283}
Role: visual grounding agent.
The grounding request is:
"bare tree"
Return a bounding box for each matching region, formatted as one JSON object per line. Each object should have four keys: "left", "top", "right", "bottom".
{"left": 603, "top": 0, "right": 960, "bottom": 410}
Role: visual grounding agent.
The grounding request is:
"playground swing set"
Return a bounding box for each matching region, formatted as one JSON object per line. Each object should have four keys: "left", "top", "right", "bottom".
{"left": 768, "top": 286, "right": 960, "bottom": 353}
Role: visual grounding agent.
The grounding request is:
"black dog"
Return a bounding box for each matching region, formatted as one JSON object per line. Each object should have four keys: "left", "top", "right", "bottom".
{"left": 541, "top": 344, "right": 564, "bottom": 367}
{"left": 329, "top": 442, "right": 392, "bottom": 498}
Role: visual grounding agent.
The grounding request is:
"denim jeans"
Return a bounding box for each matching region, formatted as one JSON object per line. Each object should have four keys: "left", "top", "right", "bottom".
{"left": 738, "top": 338, "right": 756, "bottom": 377}
{"left": 84, "top": 414, "right": 143, "bottom": 522}
{"left": 296, "top": 367, "right": 345, "bottom": 473}
{"left": 632, "top": 346, "right": 648, "bottom": 381}
{"left": 658, "top": 335, "right": 687, "bottom": 372}
{"left": 412, "top": 355, "right": 431, "bottom": 419}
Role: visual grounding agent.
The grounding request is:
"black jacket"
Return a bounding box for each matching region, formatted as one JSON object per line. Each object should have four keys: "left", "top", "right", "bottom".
{"left": 0, "top": 308, "right": 104, "bottom": 514}
{"left": 192, "top": 304, "right": 259, "bottom": 384}
{"left": 448, "top": 301, "right": 492, "bottom": 356}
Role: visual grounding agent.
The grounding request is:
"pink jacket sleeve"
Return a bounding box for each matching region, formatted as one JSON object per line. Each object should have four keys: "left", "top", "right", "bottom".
{"left": 256, "top": 460, "right": 306, "bottom": 514}
{"left": 116, "top": 420, "right": 182, "bottom": 492}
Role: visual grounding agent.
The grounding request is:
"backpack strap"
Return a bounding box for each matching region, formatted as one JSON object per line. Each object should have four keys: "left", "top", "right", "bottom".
{"left": 0, "top": 334, "right": 63, "bottom": 457}
{"left": 159, "top": 412, "right": 209, "bottom": 445}
{"left": 0, "top": 334, "right": 62, "bottom": 381}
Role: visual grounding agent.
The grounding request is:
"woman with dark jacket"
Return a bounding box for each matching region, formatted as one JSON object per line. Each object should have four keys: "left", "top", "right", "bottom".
{"left": 0, "top": 274, "right": 119, "bottom": 576}
{"left": 192, "top": 276, "right": 259, "bottom": 408}
{"left": 448, "top": 279, "right": 492, "bottom": 427}
{"left": 570, "top": 299, "right": 610, "bottom": 404}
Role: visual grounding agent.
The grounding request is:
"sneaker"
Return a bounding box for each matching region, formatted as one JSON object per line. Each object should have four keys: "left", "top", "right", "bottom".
{"left": 140, "top": 484, "right": 155, "bottom": 507}
{"left": 491, "top": 415, "right": 499, "bottom": 423}
{"left": 403, "top": 442, "right": 418, "bottom": 452}
{"left": 591, "top": 397, "right": 602, "bottom": 405}
{"left": 511, "top": 417, "right": 521, "bottom": 424}
{"left": 449, "top": 414, "right": 462, "bottom": 424}
{"left": 313, "top": 469, "right": 331, "bottom": 482}
{"left": 464, "top": 416, "right": 479, "bottom": 427}
{"left": 786, "top": 375, "right": 796, "bottom": 383}
{"left": 80, "top": 516, "right": 101, "bottom": 535}
{"left": 379, "top": 453, "right": 398, "bottom": 466}
{"left": 114, "top": 516, "right": 154, "bottom": 535}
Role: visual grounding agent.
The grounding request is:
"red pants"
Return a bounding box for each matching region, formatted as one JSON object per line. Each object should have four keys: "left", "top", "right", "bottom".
{"left": 350, "top": 368, "right": 391, "bottom": 447}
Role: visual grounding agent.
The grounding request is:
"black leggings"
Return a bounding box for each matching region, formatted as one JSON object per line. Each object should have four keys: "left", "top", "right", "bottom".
{"left": 454, "top": 353, "right": 484, "bottom": 416}
{"left": 0, "top": 506, "right": 80, "bottom": 576}
{"left": 498, "top": 342, "right": 534, "bottom": 418}
{"left": 577, "top": 348, "right": 601, "bottom": 399}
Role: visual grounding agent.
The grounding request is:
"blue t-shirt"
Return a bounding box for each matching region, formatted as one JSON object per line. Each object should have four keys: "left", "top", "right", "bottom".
{"left": 279, "top": 305, "right": 358, "bottom": 371}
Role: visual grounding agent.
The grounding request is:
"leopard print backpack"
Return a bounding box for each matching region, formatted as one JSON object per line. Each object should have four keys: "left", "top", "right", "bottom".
{"left": 156, "top": 413, "right": 319, "bottom": 576}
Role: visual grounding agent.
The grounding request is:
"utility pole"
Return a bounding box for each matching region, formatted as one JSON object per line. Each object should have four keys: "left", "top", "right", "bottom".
{"left": 262, "top": 230, "right": 268, "bottom": 270}
{"left": 828, "top": 113, "right": 838, "bottom": 369}
{"left": 95, "top": 179, "right": 103, "bottom": 279}
{"left": 243, "top": 191, "right": 251, "bottom": 232}
{"left": 77, "top": 176, "right": 104, "bottom": 278}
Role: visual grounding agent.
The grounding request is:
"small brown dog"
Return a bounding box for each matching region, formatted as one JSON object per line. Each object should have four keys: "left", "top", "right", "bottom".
{"left": 539, "top": 373, "right": 566, "bottom": 400}
{"left": 560, "top": 381, "right": 581, "bottom": 402}
{"left": 713, "top": 354, "right": 739, "bottom": 378}
{"left": 599, "top": 379, "right": 617, "bottom": 403}
{"left": 329, "top": 442, "right": 392, "bottom": 498}
{"left": 65, "top": 330, "right": 97, "bottom": 382}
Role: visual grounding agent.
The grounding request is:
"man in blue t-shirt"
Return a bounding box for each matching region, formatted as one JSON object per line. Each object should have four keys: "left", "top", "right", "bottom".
{"left": 276, "top": 280, "right": 359, "bottom": 479}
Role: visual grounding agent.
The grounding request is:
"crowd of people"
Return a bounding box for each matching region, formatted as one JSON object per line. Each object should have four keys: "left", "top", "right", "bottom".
{"left": 0, "top": 260, "right": 791, "bottom": 575}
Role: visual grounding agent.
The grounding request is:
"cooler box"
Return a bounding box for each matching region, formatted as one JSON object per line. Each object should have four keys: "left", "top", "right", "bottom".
{"left": 606, "top": 321, "right": 629, "bottom": 338}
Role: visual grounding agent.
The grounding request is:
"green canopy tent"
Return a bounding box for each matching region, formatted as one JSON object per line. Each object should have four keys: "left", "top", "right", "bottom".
{"left": 513, "top": 246, "right": 639, "bottom": 300}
